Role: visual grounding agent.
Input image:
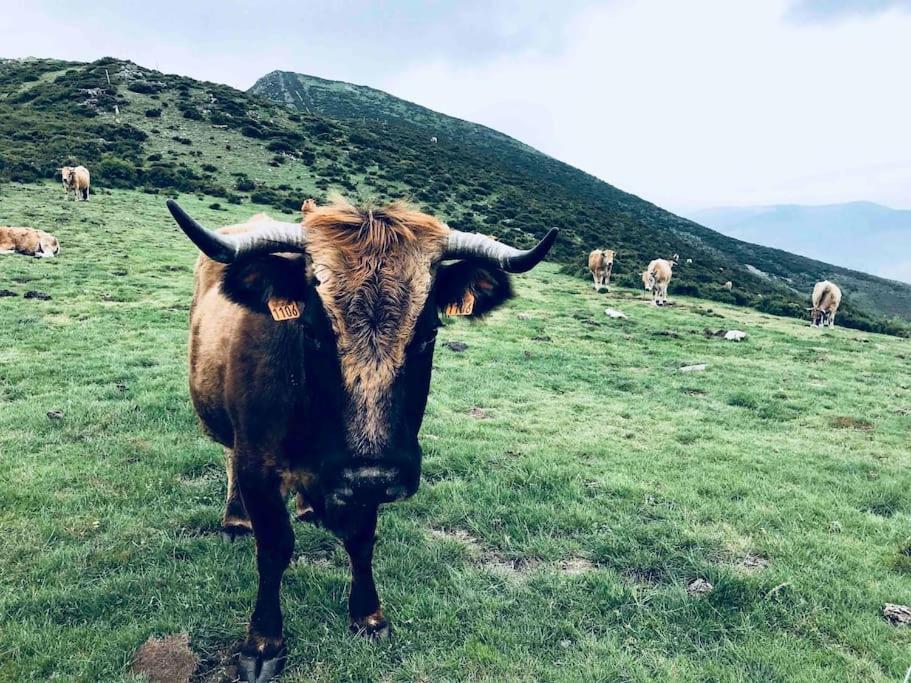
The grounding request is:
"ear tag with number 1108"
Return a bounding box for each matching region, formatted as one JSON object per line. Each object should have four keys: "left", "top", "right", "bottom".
{"left": 268, "top": 298, "right": 302, "bottom": 321}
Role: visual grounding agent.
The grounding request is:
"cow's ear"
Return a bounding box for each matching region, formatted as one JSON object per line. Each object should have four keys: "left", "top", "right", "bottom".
{"left": 435, "top": 261, "right": 513, "bottom": 318}
{"left": 221, "top": 255, "right": 310, "bottom": 314}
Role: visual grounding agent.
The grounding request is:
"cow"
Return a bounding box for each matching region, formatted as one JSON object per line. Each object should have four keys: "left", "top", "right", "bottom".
{"left": 0, "top": 226, "right": 60, "bottom": 258}
{"left": 641, "top": 258, "right": 674, "bottom": 306}
{"left": 722, "top": 281, "right": 733, "bottom": 290}
{"left": 810, "top": 280, "right": 842, "bottom": 327}
{"left": 587, "top": 249, "right": 614, "bottom": 291}
{"left": 430, "top": 136, "right": 438, "bottom": 144}
{"left": 166, "top": 198, "right": 557, "bottom": 682}
{"left": 61, "top": 165, "right": 91, "bottom": 201}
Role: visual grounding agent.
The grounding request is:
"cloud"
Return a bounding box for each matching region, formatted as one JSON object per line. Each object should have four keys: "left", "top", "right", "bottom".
{"left": 785, "top": 0, "right": 911, "bottom": 24}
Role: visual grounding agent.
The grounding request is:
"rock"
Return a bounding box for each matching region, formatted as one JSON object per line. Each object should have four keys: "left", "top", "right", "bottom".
{"left": 724, "top": 330, "right": 747, "bottom": 341}
{"left": 24, "top": 290, "right": 51, "bottom": 300}
{"left": 883, "top": 603, "right": 911, "bottom": 626}
{"left": 687, "top": 578, "right": 714, "bottom": 595}
{"left": 0, "top": 289, "right": 18, "bottom": 297}
{"left": 679, "top": 363, "right": 707, "bottom": 373}
{"left": 131, "top": 633, "right": 197, "bottom": 683}
{"left": 47, "top": 410, "right": 64, "bottom": 420}
{"left": 604, "top": 308, "right": 626, "bottom": 319}
{"left": 443, "top": 341, "right": 468, "bottom": 352}
{"left": 516, "top": 313, "right": 532, "bottom": 320}
{"left": 469, "top": 407, "right": 488, "bottom": 419}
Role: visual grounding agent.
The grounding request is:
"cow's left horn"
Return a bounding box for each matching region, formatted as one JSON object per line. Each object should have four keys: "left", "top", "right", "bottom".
{"left": 444, "top": 227, "right": 558, "bottom": 273}
{"left": 167, "top": 200, "right": 308, "bottom": 263}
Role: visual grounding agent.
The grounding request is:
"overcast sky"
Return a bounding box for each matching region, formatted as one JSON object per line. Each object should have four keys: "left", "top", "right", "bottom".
{"left": 3, "top": 0, "right": 910, "bottom": 212}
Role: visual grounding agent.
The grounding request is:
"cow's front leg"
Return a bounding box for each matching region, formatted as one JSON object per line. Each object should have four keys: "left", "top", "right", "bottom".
{"left": 236, "top": 457, "right": 294, "bottom": 683}
{"left": 343, "top": 506, "right": 389, "bottom": 639}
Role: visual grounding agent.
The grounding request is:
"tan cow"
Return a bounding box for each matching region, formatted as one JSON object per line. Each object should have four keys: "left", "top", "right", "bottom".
{"left": 722, "top": 281, "right": 733, "bottom": 290}
{"left": 0, "top": 226, "right": 60, "bottom": 258}
{"left": 61, "top": 165, "right": 91, "bottom": 201}
{"left": 588, "top": 249, "right": 614, "bottom": 291}
{"left": 810, "top": 280, "right": 842, "bottom": 327}
{"left": 642, "top": 258, "right": 674, "bottom": 306}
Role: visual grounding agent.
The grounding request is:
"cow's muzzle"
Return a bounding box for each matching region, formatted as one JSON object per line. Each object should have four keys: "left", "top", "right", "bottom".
{"left": 328, "top": 463, "right": 420, "bottom": 507}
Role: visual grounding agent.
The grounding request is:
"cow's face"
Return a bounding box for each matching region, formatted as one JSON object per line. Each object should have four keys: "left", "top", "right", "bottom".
{"left": 218, "top": 217, "right": 514, "bottom": 513}
{"left": 642, "top": 270, "right": 655, "bottom": 291}
{"left": 34, "top": 233, "right": 60, "bottom": 258}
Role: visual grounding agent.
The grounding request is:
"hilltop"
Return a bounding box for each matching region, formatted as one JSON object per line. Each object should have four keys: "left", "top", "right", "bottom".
{"left": 1, "top": 57, "right": 909, "bottom": 335}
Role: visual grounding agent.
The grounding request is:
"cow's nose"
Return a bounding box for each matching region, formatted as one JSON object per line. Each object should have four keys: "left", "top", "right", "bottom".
{"left": 329, "top": 462, "right": 419, "bottom": 506}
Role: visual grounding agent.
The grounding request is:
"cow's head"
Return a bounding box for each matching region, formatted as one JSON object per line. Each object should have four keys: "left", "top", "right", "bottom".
{"left": 642, "top": 269, "right": 656, "bottom": 291}
{"left": 168, "top": 199, "right": 556, "bottom": 513}
{"left": 34, "top": 231, "right": 60, "bottom": 258}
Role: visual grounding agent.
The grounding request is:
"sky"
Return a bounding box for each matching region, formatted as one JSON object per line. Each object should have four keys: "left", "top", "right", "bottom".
{"left": 3, "top": 0, "right": 911, "bottom": 213}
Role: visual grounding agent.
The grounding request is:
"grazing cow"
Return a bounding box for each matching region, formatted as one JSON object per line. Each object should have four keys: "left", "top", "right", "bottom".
{"left": 0, "top": 226, "right": 60, "bottom": 258}
{"left": 722, "top": 281, "right": 733, "bottom": 290}
{"left": 61, "top": 165, "right": 91, "bottom": 201}
{"left": 167, "top": 198, "right": 556, "bottom": 682}
{"left": 810, "top": 280, "right": 842, "bottom": 327}
{"left": 430, "top": 136, "right": 438, "bottom": 144}
{"left": 641, "top": 258, "right": 674, "bottom": 306}
{"left": 587, "top": 249, "right": 614, "bottom": 291}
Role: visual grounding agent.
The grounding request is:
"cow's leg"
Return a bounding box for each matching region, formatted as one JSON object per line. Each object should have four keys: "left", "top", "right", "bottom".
{"left": 222, "top": 447, "right": 252, "bottom": 541}
{"left": 592, "top": 272, "right": 599, "bottom": 290}
{"left": 343, "top": 506, "right": 389, "bottom": 639}
{"left": 604, "top": 269, "right": 611, "bottom": 291}
{"left": 236, "top": 458, "right": 294, "bottom": 683}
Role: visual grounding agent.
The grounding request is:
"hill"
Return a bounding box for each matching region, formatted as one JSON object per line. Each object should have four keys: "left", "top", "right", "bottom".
{"left": 1, "top": 182, "right": 909, "bottom": 680}
{"left": 1, "top": 56, "right": 909, "bottom": 335}
{"left": 690, "top": 202, "right": 911, "bottom": 286}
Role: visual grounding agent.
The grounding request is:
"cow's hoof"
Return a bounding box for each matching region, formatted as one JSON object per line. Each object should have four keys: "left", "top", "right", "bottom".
{"left": 350, "top": 612, "right": 391, "bottom": 640}
{"left": 239, "top": 640, "right": 286, "bottom": 683}
{"left": 221, "top": 523, "right": 252, "bottom": 543}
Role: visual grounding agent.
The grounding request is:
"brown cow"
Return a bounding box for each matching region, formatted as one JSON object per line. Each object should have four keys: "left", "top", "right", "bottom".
{"left": 810, "top": 280, "right": 842, "bottom": 327}
{"left": 167, "top": 198, "right": 557, "bottom": 681}
{"left": 0, "top": 226, "right": 60, "bottom": 258}
{"left": 641, "top": 258, "right": 674, "bottom": 306}
{"left": 588, "top": 249, "right": 614, "bottom": 291}
{"left": 61, "top": 165, "right": 90, "bottom": 201}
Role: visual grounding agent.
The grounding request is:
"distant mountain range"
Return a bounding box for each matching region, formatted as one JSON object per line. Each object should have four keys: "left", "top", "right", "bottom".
{"left": 689, "top": 202, "right": 911, "bottom": 284}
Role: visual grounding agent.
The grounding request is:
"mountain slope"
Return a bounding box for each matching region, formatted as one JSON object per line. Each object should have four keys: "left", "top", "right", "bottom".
{"left": 690, "top": 202, "right": 911, "bottom": 285}
{"left": 0, "top": 57, "right": 908, "bottom": 335}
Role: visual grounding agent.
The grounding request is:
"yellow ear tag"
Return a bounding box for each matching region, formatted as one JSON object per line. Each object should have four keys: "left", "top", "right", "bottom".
{"left": 268, "top": 298, "right": 302, "bottom": 321}
{"left": 444, "top": 291, "right": 475, "bottom": 316}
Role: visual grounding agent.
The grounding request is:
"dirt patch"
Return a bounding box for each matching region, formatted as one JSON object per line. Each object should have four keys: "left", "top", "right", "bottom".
{"left": 681, "top": 388, "right": 706, "bottom": 396}
{"left": 558, "top": 558, "right": 597, "bottom": 575}
{"left": 427, "top": 527, "right": 534, "bottom": 579}
{"left": 192, "top": 643, "right": 240, "bottom": 683}
{"left": 24, "top": 290, "right": 52, "bottom": 300}
{"left": 469, "top": 407, "right": 488, "bottom": 419}
{"left": 443, "top": 341, "right": 468, "bottom": 352}
{"left": 0, "top": 289, "right": 18, "bottom": 297}
{"left": 735, "top": 554, "right": 770, "bottom": 572}
{"left": 131, "top": 633, "right": 197, "bottom": 683}
{"left": 679, "top": 363, "right": 707, "bottom": 373}
{"left": 831, "top": 416, "right": 875, "bottom": 431}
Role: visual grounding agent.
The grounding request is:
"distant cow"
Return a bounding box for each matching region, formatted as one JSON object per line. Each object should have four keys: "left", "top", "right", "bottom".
{"left": 0, "top": 226, "right": 60, "bottom": 258}
{"left": 166, "top": 197, "right": 557, "bottom": 681}
{"left": 61, "top": 165, "right": 90, "bottom": 201}
{"left": 430, "top": 136, "right": 438, "bottom": 144}
{"left": 810, "top": 280, "right": 842, "bottom": 327}
{"left": 301, "top": 198, "right": 317, "bottom": 215}
{"left": 588, "top": 249, "right": 614, "bottom": 291}
{"left": 642, "top": 258, "right": 674, "bottom": 306}
{"left": 722, "top": 281, "right": 733, "bottom": 290}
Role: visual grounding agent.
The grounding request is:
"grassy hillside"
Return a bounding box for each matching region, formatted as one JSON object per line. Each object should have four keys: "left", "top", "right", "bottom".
{"left": 1, "top": 183, "right": 909, "bottom": 681}
{"left": 1, "top": 56, "right": 910, "bottom": 336}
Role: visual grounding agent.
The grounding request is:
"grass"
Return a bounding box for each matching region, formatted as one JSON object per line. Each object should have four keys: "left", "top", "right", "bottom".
{"left": 1, "top": 182, "right": 909, "bottom": 681}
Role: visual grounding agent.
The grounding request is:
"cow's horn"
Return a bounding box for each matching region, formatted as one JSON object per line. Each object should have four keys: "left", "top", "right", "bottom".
{"left": 166, "top": 200, "right": 308, "bottom": 263}
{"left": 444, "top": 228, "right": 558, "bottom": 273}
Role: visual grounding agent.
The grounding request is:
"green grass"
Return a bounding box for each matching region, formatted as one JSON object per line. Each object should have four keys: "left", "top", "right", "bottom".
{"left": 1, "top": 182, "right": 909, "bottom": 681}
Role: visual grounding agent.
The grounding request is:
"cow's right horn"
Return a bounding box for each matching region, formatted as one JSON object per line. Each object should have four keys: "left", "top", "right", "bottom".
{"left": 167, "top": 200, "right": 308, "bottom": 263}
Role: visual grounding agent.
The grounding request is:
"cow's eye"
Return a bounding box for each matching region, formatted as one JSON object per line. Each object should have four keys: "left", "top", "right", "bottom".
{"left": 413, "top": 332, "right": 437, "bottom": 354}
